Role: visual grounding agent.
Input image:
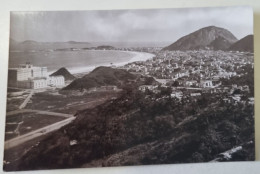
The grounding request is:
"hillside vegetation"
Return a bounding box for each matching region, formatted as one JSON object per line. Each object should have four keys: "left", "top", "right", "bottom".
{"left": 17, "top": 88, "right": 254, "bottom": 170}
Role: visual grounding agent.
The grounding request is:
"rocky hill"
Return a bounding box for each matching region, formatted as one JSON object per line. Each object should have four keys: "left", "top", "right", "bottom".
{"left": 63, "top": 66, "right": 157, "bottom": 90}
{"left": 229, "top": 35, "right": 254, "bottom": 53}
{"left": 163, "top": 26, "right": 238, "bottom": 51}
{"left": 50, "top": 67, "right": 76, "bottom": 81}
{"left": 63, "top": 66, "right": 135, "bottom": 90}
{"left": 208, "top": 36, "right": 233, "bottom": 50}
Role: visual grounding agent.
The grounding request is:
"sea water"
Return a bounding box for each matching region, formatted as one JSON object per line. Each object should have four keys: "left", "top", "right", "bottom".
{"left": 9, "top": 50, "right": 154, "bottom": 74}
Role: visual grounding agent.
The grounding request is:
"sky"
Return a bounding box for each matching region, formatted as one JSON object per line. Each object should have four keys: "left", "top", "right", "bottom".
{"left": 10, "top": 6, "right": 253, "bottom": 43}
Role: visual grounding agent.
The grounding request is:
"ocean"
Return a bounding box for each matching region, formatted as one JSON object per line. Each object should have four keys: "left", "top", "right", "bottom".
{"left": 8, "top": 50, "right": 154, "bottom": 74}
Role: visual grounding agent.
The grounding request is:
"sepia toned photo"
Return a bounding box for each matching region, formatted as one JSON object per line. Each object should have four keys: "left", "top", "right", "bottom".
{"left": 4, "top": 6, "right": 254, "bottom": 171}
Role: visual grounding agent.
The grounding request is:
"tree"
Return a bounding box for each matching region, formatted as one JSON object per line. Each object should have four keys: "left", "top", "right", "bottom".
{"left": 172, "top": 81, "right": 179, "bottom": 87}
{"left": 144, "top": 77, "right": 155, "bottom": 85}
{"left": 160, "top": 87, "right": 172, "bottom": 96}
{"left": 233, "top": 89, "right": 241, "bottom": 95}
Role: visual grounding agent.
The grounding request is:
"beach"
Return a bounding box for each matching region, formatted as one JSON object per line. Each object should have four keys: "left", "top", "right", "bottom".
{"left": 56, "top": 50, "right": 155, "bottom": 75}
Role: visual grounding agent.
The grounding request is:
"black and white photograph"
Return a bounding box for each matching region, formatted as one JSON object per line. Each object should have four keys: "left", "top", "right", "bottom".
{"left": 4, "top": 6, "right": 254, "bottom": 171}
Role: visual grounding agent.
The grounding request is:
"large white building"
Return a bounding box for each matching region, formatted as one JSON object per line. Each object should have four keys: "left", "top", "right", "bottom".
{"left": 8, "top": 62, "right": 65, "bottom": 89}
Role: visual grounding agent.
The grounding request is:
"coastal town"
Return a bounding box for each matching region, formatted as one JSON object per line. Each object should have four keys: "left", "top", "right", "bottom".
{"left": 4, "top": 8, "right": 255, "bottom": 171}
{"left": 120, "top": 48, "right": 254, "bottom": 106}
{"left": 4, "top": 45, "right": 255, "bottom": 170}
{"left": 4, "top": 47, "right": 255, "bottom": 170}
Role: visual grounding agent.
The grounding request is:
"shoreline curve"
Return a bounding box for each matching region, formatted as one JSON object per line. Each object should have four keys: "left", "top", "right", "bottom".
{"left": 65, "top": 50, "right": 155, "bottom": 75}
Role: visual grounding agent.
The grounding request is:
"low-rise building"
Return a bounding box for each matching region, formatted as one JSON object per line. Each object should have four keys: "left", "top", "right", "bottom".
{"left": 190, "top": 93, "right": 201, "bottom": 97}
{"left": 185, "top": 80, "right": 198, "bottom": 87}
{"left": 171, "top": 91, "right": 183, "bottom": 99}
{"left": 139, "top": 85, "right": 156, "bottom": 92}
{"left": 200, "top": 80, "right": 213, "bottom": 88}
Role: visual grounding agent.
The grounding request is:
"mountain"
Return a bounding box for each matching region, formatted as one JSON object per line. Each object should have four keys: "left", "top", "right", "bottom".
{"left": 208, "top": 36, "right": 234, "bottom": 50}
{"left": 63, "top": 66, "right": 157, "bottom": 90}
{"left": 63, "top": 66, "right": 136, "bottom": 90}
{"left": 163, "top": 26, "right": 238, "bottom": 51}
{"left": 20, "top": 40, "right": 89, "bottom": 45}
{"left": 21, "top": 40, "right": 39, "bottom": 44}
{"left": 229, "top": 35, "right": 254, "bottom": 53}
{"left": 50, "top": 67, "right": 76, "bottom": 81}
{"left": 9, "top": 40, "right": 91, "bottom": 52}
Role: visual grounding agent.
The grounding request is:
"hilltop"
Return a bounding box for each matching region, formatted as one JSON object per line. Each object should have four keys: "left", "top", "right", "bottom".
{"left": 229, "top": 35, "right": 254, "bottom": 53}
{"left": 50, "top": 67, "right": 76, "bottom": 81}
{"left": 163, "top": 26, "right": 238, "bottom": 51}
{"left": 63, "top": 66, "right": 157, "bottom": 90}
{"left": 63, "top": 66, "right": 135, "bottom": 90}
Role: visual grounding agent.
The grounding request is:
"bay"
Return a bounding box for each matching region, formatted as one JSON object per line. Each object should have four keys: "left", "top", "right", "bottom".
{"left": 9, "top": 50, "right": 154, "bottom": 74}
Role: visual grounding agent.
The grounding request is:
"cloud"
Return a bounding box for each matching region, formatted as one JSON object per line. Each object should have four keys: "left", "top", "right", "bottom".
{"left": 10, "top": 6, "right": 253, "bottom": 42}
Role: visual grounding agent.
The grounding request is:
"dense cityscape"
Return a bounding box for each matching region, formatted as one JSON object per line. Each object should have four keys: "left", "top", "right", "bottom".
{"left": 119, "top": 48, "right": 254, "bottom": 105}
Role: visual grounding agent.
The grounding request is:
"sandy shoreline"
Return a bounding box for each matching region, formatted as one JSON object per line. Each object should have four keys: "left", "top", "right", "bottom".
{"left": 60, "top": 50, "right": 155, "bottom": 75}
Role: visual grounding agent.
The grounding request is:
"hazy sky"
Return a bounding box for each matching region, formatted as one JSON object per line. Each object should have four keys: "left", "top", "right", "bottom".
{"left": 10, "top": 6, "right": 253, "bottom": 43}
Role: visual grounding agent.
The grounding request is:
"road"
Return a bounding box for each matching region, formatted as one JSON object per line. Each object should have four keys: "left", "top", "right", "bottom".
{"left": 4, "top": 116, "right": 75, "bottom": 150}
{"left": 18, "top": 90, "right": 34, "bottom": 109}
{"left": 176, "top": 86, "right": 203, "bottom": 90}
{"left": 6, "top": 109, "right": 73, "bottom": 118}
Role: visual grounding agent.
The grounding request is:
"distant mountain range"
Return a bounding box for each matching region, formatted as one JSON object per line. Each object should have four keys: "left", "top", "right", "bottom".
{"left": 9, "top": 39, "right": 171, "bottom": 50}
{"left": 12, "top": 39, "right": 90, "bottom": 45}
{"left": 9, "top": 39, "right": 91, "bottom": 52}
{"left": 163, "top": 26, "right": 253, "bottom": 52}
{"left": 10, "top": 26, "right": 253, "bottom": 53}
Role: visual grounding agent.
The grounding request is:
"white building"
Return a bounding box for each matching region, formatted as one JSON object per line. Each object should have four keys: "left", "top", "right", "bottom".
{"left": 47, "top": 76, "right": 65, "bottom": 87}
{"left": 199, "top": 80, "right": 213, "bottom": 88}
{"left": 190, "top": 93, "right": 201, "bottom": 97}
{"left": 139, "top": 85, "right": 156, "bottom": 92}
{"left": 8, "top": 62, "right": 65, "bottom": 89}
{"left": 171, "top": 91, "right": 183, "bottom": 99}
{"left": 15, "top": 63, "right": 48, "bottom": 81}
